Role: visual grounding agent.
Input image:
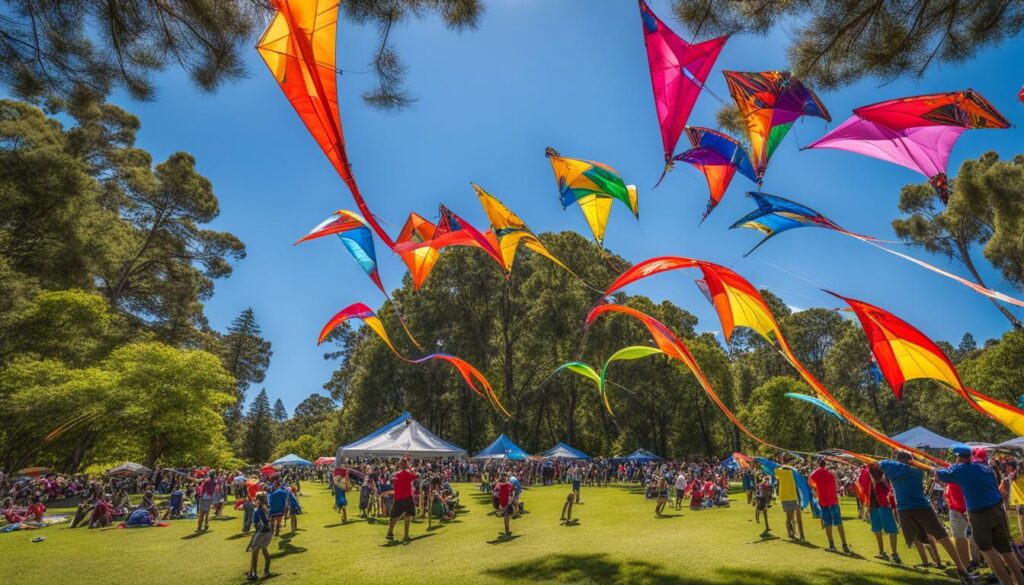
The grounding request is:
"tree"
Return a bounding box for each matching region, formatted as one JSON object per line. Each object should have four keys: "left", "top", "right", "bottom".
{"left": 273, "top": 398, "right": 289, "bottom": 423}
{"left": 0, "top": 1, "right": 483, "bottom": 111}
{"left": 671, "top": 1, "right": 1024, "bottom": 92}
{"left": 243, "top": 389, "right": 275, "bottom": 463}
{"left": 217, "top": 307, "right": 272, "bottom": 446}
{"left": 0, "top": 289, "right": 122, "bottom": 367}
{"left": 892, "top": 153, "right": 1023, "bottom": 329}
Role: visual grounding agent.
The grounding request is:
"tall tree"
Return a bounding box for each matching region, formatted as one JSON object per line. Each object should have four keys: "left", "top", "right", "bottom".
{"left": 218, "top": 307, "right": 272, "bottom": 446}
{"left": 243, "top": 389, "right": 275, "bottom": 463}
{"left": 273, "top": 398, "right": 289, "bottom": 423}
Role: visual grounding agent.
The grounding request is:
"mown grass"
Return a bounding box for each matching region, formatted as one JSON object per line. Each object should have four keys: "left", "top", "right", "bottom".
{"left": 0, "top": 482, "right": 959, "bottom": 584}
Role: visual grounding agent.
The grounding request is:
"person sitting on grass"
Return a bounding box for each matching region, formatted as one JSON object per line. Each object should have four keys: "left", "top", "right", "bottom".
{"left": 164, "top": 485, "right": 184, "bottom": 520}
{"left": 246, "top": 492, "right": 273, "bottom": 581}
{"left": 654, "top": 476, "right": 669, "bottom": 517}
{"left": 688, "top": 477, "right": 704, "bottom": 510}
{"left": 90, "top": 494, "right": 113, "bottom": 528}
{"left": 139, "top": 487, "right": 159, "bottom": 520}
{"left": 496, "top": 472, "right": 516, "bottom": 537}
{"left": 2, "top": 497, "right": 25, "bottom": 525}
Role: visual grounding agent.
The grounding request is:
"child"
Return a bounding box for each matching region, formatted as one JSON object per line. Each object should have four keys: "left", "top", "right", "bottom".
{"left": 655, "top": 477, "right": 669, "bottom": 517}
{"left": 246, "top": 492, "right": 273, "bottom": 581}
{"left": 333, "top": 468, "right": 350, "bottom": 523}
{"left": 755, "top": 475, "right": 773, "bottom": 536}
{"left": 26, "top": 496, "right": 46, "bottom": 523}
{"left": 561, "top": 489, "right": 575, "bottom": 524}
{"left": 286, "top": 485, "right": 302, "bottom": 533}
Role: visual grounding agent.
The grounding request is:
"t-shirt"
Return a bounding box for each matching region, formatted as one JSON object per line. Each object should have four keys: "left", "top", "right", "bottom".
{"left": 675, "top": 475, "right": 688, "bottom": 490}
{"left": 498, "top": 482, "right": 513, "bottom": 507}
{"left": 199, "top": 478, "right": 217, "bottom": 499}
{"left": 393, "top": 469, "right": 417, "bottom": 501}
{"left": 268, "top": 488, "right": 289, "bottom": 515}
{"left": 509, "top": 477, "right": 522, "bottom": 497}
{"left": 936, "top": 462, "right": 1002, "bottom": 511}
{"left": 945, "top": 483, "right": 967, "bottom": 514}
{"left": 809, "top": 467, "right": 839, "bottom": 507}
{"left": 776, "top": 468, "right": 797, "bottom": 502}
{"left": 878, "top": 460, "right": 930, "bottom": 510}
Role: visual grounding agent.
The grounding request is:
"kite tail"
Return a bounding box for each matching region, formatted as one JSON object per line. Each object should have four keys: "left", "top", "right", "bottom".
{"left": 653, "top": 161, "right": 672, "bottom": 189}
{"left": 383, "top": 290, "right": 424, "bottom": 351}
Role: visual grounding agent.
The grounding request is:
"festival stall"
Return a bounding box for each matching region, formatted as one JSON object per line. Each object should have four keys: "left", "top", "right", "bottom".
{"left": 272, "top": 454, "right": 313, "bottom": 468}
{"left": 889, "top": 426, "right": 962, "bottom": 450}
{"left": 538, "top": 442, "right": 591, "bottom": 460}
{"left": 619, "top": 448, "right": 664, "bottom": 463}
{"left": 472, "top": 434, "right": 529, "bottom": 461}
{"left": 336, "top": 412, "right": 467, "bottom": 459}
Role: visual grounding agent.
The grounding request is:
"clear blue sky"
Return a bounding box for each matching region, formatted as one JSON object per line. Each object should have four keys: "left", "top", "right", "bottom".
{"left": 93, "top": 1, "right": 1023, "bottom": 410}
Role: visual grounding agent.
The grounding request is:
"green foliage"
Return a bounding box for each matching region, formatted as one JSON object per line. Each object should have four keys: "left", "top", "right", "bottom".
{"left": 272, "top": 434, "right": 331, "bottom": 463}
{"left": 243, "top": 389, "right": 276, "bottom": 464}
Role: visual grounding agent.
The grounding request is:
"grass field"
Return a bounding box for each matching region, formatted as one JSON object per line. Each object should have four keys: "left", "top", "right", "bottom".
{"left": 0, "top": 482, "right": 963, "bottom": 584}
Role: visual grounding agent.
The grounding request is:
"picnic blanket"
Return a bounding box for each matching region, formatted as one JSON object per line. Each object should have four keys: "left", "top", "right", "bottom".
{"left": 0, "top": 514, "right": 69, "bottom": 533}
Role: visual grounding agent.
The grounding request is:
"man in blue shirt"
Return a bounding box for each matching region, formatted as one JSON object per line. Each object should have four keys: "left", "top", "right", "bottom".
{"left": 879, "top": 451, "right": 966, "bottom": 577}
{"left": 937, "top": 444, "right": 1024, "bottom": 585}
{"left": 267, "top": 482, "right": 289, "bottom": 536}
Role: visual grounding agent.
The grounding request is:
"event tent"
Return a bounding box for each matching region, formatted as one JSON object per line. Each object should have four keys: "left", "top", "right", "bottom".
{"left": 473, "top": 434, "right": 528, "bottom": 460}
{"left": 336, "top": 412, "right": 467, "bottom": 459}
{"left": 313, "top": 456, "right": 336, "bottom": 466}
{"left": 273, "top": 453, "right": 313, "bottom": 467}
{"left": 621, "top": 448, "right": 664, "bottom": 463}
{"left": 107, "top": 462, "right": 152, "bottom": 476}
{"left": 889, "top": 426, "right": 960, "bottom": 450}
{"left": 539, "top": 442, "right": 591, "bottom": 460}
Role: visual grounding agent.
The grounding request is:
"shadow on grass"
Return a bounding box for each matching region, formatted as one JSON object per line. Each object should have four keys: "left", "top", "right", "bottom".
{"left": 486, "top": 534, "right": 522, "bottom": 544}
{"left": 180, "top": 530, "right": 210, "bottom": 540}
{"left": 269, "top": 534, "right": 307, "bottom": 559}
{"left": 482, "top": 553, "right": 949, "bottom": 585}
{"left": 225, "top": 532, "right": 250, "bottom": 540}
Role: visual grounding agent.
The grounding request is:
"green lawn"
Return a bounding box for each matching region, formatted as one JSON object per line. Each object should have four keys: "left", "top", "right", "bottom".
{"left": 0, "top": 482, "right": 960, "bottom": 584}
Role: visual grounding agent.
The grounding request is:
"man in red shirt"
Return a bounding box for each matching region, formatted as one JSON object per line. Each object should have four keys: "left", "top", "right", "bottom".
{"left": 386, "top": 458, "right": 417, "bottom": 543}
{"left": 497, "top": 472, "right": 515, "bottom": 537}
{"left": 809, "top": 458, "right": 850, "bottom": 553}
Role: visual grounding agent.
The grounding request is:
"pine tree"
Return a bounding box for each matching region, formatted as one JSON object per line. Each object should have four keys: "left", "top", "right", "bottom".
{"left": 273, "top": 398, "right": 288, "bottom": 423}
{"left": 242, "top": 389, "right": 274, "bottom": 463}
{"left": 219, "top": 308, "right": 272, "bottom": 447}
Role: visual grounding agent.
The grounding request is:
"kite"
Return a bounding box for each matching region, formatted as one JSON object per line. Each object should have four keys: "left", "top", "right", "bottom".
{"left": 392, "top": 205, "right": 505, "bottom": 289}
{"left": 829, "top": 292, "right": 1024, "bottom": 436}
{"left": 755, "top": 458, "right": 813, "bottom": 510}
{"left": 597, "top": 257, "right": 947, "bottom": 466}
{"left": 638, "top": 0, "right": 728, "bottom": 181}
{"left": 784, "top": 393, "right": 847, "bottom": 424}
{"left": 723, "top": 71, "right": 830, "bottom": 186}
{"left": 673, "top": 127, "right": 757, "bottom": 220}
{"left": 552, "top": 347, "right": 663, "bottom": 416}
{"left": 473, "top": 184, "right": 573, "bottom": 275}
{"left": 807, "top": 91, "right": 1010, "bottom": 203}
{"left": 296, "top": 210, "right": 385, "bottom": 291}
{"left": 545, "top": 148, "right": 638, "bottom": 246}
{"left": 731, "top": 191, "right": 1024, "bottom": 308}
{"left": 317, "top": 302, "right": 509, "bottom": 416}
{"left": 258, "top": 0, "right": 393, "bottom": 247}
{"left": 1019, "top": 86, "right": 1023, "bottom": 104}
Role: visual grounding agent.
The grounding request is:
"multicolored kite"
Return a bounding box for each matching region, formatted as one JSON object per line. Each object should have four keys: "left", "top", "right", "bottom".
{"left": 597, "top": 257, "right": 947, "bottom": 466}
{"left": 807, "top": 91, "right": 1010, "bottom": 203}
{"left": 637, "top": 0, "right": 728, "bottom": 179}
{"left": 296, "top": 210, "right": 385, "bottom": 292}
{"left": 829, "top": 292, "right": 1024, "bottom": 436}
{"left": 784, "top": 393, "right": 847, "bottom": 424}
{"left": 723, "top": 71, "right": 830, "bottom": 186}
{"left": 392, "top": 205, "right": 504, "bottom": 289}
{"left": 258, "top": 0, "right": 393, "bottom": 247}
{"left": 545, "top": 148, "right": 638, "bottom": 246}
{"left": 553, "top": 347, "right": 663, "bottom": 416}
{"left": 730, "top": 192, "right": 1024, "bottom": 308}
{"left": 317, "top": 302, "right": 509, "bottom": 417}
{"left": 673, "top": 127, "right": 757, "bottom": 220}
{"left": 473, "top": 184, "right": 573, "bottom": 275}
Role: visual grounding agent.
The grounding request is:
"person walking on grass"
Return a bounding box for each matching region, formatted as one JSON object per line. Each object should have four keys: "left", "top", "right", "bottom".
{"left": 879, "top": 450, "right": 970, "bottom": 582}
{"left": 196, "top": 471, "right": 216, "bottom": 532}
{"left": 268, "top": 481, "right": 289, "bottom": 536}
{"left": 385, "top": 457, "right": 417, "bottom": 543}
{"left": 333, "top": 467, "right": 350, "bottom": 524}
{"left": 809, "top": 458, "right": 850, "bottom": 553}
{"left": 655, "top": 476, "right": 669, "bottom": 517}
{"left": 859, "top": 464, "right": 901, "bottom": 564}
{"left": 755, "top": 474, "right": 773, "bottom": 536}
{"left": 937, "top": 444, "right": 1024, "bottom": 585}
{"left": 245, "top": 492, "right": 273, "bottom": 581}
{"left": 561, "top": 487, "right": 575, "bottom": 524}
{"left": 286, "top": 484, "right": 302, "bottom": 534}
{"left": 777, "top": 466, "right": 804, "bottom": 541}
{"left": 497, "top": 472, "right": 516, "bottom": 537}
{"left": 674, "top": 470, "right": 688, "bottom": 511}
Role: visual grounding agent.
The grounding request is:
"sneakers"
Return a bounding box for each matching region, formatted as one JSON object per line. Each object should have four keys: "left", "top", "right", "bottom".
{"left": 385, "top": 533, "right": 394, "bottom": 541}
{"left": 842, "top": 545, "right": 851, "bottom": 554}
{"left": 875, "top": 552, "right": 890, "bottom": 561}
{"left": 892, "top": 553, "right": 902, "bottom": 565}
{"left": 827, "top": 545, "right": 837, "bottom": 552}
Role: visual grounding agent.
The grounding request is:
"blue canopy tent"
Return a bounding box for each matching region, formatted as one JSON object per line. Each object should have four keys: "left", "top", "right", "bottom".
{"left": 621, "top": 448, "right": 664, "bottom": 463}
{"left": 336, "top": 412, "right": 467, "bottom": 459}
{"left": 473, "top": 434, "right": 528, "bottom": 460}
{"left": 272, "top": 453, "right": 312, "bottom": 467}
{"left": 890, "top": 426, "right": 960, "bottom": 450}
{"left": 539, "top": 442, "right": 591, "bottom": 460}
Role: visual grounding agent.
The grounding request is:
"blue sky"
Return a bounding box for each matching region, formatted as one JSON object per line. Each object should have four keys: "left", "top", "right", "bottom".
{"left": 93, "top": 1, "right": 1023, "bottom": 410}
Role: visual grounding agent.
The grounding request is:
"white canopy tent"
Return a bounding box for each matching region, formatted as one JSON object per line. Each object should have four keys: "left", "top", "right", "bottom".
{"left": 336, "top": 412, "right": 467, "bottom": 459}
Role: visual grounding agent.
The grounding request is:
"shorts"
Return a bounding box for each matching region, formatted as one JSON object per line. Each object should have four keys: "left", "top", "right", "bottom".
{"left": 897, "top": 508, "right": 947, "bottom": 546}
{"left": 968, "top": 504, "right": 1012, "bottom": 553}
{"left": 246, "top": 529, "right": 273, "bottom": 552}
{"left": 948, "top": 509, "right": 970, "bottom": 540}
{"left": 781, "top": 500, "right": 800, "bottom": 512}
{"left": 199, "top": 499, "right": 212, "bottom": 513}
{"left": 755, "top": 496, "right": 770, "bottom": 511}
{"left": 869, "top": 507, "right": 898, "bottom": 534}
{"left": 820, "top": 504, "right": 842, "bottom": 527}
{"left": 572, "top": 481, "right": 580, "bottom": 490}
{"left": 334, "top": 491, "right": 347, "bottom": 508}
{"left": 270, "top": 512, "right": 284, "bottom": 520}
{"left": 675, "top": 488, "right": 685, "bottom": 499}
{"left": 390, "top": 497, "right": 415, "bottom": 519}
{"left": 501, "top": 503, "right": 516, "bottom": 517}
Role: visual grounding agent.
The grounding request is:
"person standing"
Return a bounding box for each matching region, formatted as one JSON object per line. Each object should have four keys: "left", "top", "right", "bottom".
{"left": 674, "top": 470, "right": 688, "bottom": 511}
{"left": 245, "top": 492, "right": 273, "bottom": 581}
{"left": 497, "top": 472, "right": 516, "bottom": 537}
{"left": 936, "top": 445, "right": 1024, "bottom": 585}
{"left": 879, "top": 450, "right": 967, "bottom": 577}
{"left": 333, "top": 467, "right": 350, "bottom": 524}
{"left": 267, "top": 481, "right": 289, "bottom": 536}
{"left": 776, "top": 466, "right": 804, "bottom": 541}
{"left": 755, "top": 474, "right": 773, "bottom": 536}
{"left": 858, "top": 464, "right": 901, "bottom": 563}
{"left": 741, "top": 468, "right": 755, "bottom": 506}
{"left": 386, "top": 458, "right": 417, "bottom": 543}
{"left": 196, "top": 471, "right": 216, "bottom": 532}
{"left": 808, "top": 459, "right": 850, "bottom": 552}
{"left": 944, "top": 480, "right": 979, "bottom": 572}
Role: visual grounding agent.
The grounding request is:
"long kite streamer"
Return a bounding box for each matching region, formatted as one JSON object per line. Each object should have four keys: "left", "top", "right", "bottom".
{"left": 258, "top": 0, "right": 394, "bottom": 247}
{"left": 784, "top": 393, "right": 848, "bottom": 424}
{"left": 829, "top": 292, "right": 1024, "bottom": 436}
{"left": 317, "top": 302, "right": 509, "bottom": 417}
{"left": 731, "top": 191, "right": 1024, "bottom": 308}
{"left": 638, "top": 0, "right": 728, "bottom": 182}
{"left": 598, "top": 257, "right": 946, "bottom": 466}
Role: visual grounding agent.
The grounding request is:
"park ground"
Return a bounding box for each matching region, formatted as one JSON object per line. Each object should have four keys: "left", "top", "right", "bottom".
{"left": 0, "top": 482, "right": 963, "bottom": 585}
